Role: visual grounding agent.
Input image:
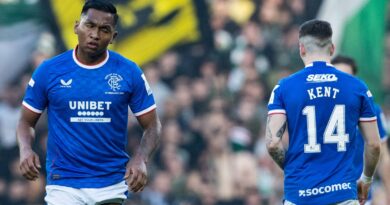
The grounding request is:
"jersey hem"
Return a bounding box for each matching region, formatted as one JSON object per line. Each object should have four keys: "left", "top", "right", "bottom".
{"left": 46, "top": 175, "right": 124, "bottom": 189}
{"left": 22, "top": 101, "right": 43, "bottom": 113}
{"left": 133, "top": 104, "right": 156, "bottom": 116}
{"left": 268, "top": 109, "right": 286, "bottom": 115}
{"left": 285, "top": 194, "right": 356, "bottom": 205}
{"left": 359, "top": 116, "right": 377, "bottom": 122}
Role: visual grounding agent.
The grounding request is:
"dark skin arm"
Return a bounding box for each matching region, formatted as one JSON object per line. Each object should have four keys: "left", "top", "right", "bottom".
{"left": 124, "top": 109, "right": 161, "bottom": 193}
{"left": 16, "top": 106, "right": 42, "bottom": 180}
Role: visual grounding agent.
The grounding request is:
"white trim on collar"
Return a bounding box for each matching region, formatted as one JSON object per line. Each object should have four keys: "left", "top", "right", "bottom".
{"left": 72, "top": 48, "right": 109, "bottom": 69}
{"left": 305, "top": 63, "right": 314, "bottom": 68}
{"left": 305, "top": 62, "right": 333, "bottom": 68}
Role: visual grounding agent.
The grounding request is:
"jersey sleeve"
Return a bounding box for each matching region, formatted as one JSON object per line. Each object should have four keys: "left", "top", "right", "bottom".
{"left": 268, "top": 81, "right": 286, "bottom": 115}
{"left": 375, "top": 104, "right": 388, "bottom": 140}
{"left": 128, "top": 63, "right": 156, "bottom": 116}
{"left": 22, "top": 61, "right": 49, "bottom": 113}
{"left": 358, "top": 84, "right": 376, "bottom": 122}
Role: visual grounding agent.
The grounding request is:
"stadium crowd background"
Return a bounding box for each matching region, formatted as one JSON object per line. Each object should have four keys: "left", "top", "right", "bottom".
{"left": 0, "top": 0, "right": 389, "bottom": 205}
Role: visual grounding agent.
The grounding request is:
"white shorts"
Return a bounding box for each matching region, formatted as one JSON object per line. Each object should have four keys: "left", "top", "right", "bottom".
{"left": 45, "top": 181, "right": 128, "bottom": 205}
{"left": 284, "top": 199, "right": 359, "bottom": 205}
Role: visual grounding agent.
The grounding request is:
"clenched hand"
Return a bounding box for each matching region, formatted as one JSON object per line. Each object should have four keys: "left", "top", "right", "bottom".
{"left": 124, "top": 155, "right": 147, "bottom": 193}
{"left": 19, "top": 148, "right": 41, "bottom": 180}
{"left": 357, "top": 180, "right": 371, "bottom": 205}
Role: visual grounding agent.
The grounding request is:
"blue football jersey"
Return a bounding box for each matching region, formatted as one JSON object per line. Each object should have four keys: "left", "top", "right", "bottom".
{"left": 268, "top": 61, "right": 377, "bottom": 205}
{"left": 23, "top": 49, "right": 156, "bottom": 188}
{"left": 353, "top": 103, "right": 388, "bottom": 200}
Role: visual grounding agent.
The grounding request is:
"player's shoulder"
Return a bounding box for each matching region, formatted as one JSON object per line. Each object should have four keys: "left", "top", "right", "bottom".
{"left": 108, "top": 50, "right": 141, "bottom": 72}
{"left": 277, "top": 68, "right": 306, "bottom": 86}
{"left": 331, "top": 67, "right": 371, "bottom": 98}
{"left": 33, "top": 50, "right": 73, "bottom": 76}
{"left": 329, "top": 66, "right": 360, "bottom": 82}
{"left": 341, "top": 72, "right": 369, "bottom": 90}
{"left": 42, "top": 50, "right": 73, "bottom": 68}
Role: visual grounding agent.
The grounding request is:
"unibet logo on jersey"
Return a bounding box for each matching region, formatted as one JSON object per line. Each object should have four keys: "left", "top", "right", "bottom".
{"left": 69, "top": 101, "right": 112, "bottom": 123}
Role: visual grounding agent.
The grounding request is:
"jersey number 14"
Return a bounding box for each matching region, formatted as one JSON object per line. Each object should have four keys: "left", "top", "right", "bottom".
{"left": 303, "top": 105, "right": 349, "bottom": 153}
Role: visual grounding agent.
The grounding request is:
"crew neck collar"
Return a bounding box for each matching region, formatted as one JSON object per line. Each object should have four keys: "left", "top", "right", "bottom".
{"left": 305, "top": 61, "right": 333, "bottom": 68}
{"left": 72, "top": 46, "right": 109, "bottom": 69}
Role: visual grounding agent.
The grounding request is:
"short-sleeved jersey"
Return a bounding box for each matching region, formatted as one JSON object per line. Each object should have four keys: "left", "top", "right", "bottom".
{"left": 268, "top": 61, "right": 377, "bottom": 205}
{"left": 23, "top": 49, "right": 156, "bottom": 188}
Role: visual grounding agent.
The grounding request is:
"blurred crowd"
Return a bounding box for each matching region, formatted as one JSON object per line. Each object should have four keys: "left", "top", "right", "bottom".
{"left": 0, "top": 0, "right": 390, "bottom": 205}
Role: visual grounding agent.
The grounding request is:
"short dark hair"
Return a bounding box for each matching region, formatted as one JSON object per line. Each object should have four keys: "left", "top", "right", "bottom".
{"left": 299, "top": 19, "right": 332, "bottom": 39}
{"left": 81, "top": 0, "right": 118, "bottom": 26}
{"left": 331, "top": 55, "right": 358, "bottom": 75}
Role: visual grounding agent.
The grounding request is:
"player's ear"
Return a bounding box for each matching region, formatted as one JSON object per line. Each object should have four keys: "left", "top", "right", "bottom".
{"left": 299, "top": 43, "right": 306, "bottom": 57}
{"left": 110, "top": 31, "right": 118, "bottom": 44}
{"left": 329, "top": 43, "right": 335, "bottom": 56}
{"left": 74, "top": 20, "right": 80, "bottom": 34}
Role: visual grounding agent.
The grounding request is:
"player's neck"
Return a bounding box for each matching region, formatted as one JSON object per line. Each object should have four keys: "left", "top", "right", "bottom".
{"left": 75, "top": 46, "right": 107, "bottom": 65}
{"left": 302, "top": 54, "right": 331, "bottom": 66}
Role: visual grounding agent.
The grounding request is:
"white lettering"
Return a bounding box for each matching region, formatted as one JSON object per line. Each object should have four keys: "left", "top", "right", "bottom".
{"left": 105, "top": 101, "right": 112, "bottom": 110}
{"left": 78, "top": 101, "right": 85, "bottom": 110}
{"left": 324, "top": 87, "right": 331, "bottom": 97}
{"left": 312, "top": 188, "right": 319, "bottom": 195}
{"left": 308, "top": 89, "right": 316, "bottom": 100}
{"left": 306, "top": 74, "right": 338, "bottom": 82}
{"left": 97, "top": 101, "right": 104, "bottom": 110}
{"left": 331, "top": 183, "right": 342, "bottom": 191}
{"left": 69, "top": 101, "right": 76, "bottom": 110}
{"left": 299, "top": 183, "right": 351, "bottom": 198}
{"left": 90, "top": 101, "right": 96, "bottom": 110}
{"left": 307, "top": 86, "right": 340, "bottom": 100}
{"left": 316, "top": 87, "right": 323, "bottom": 97}
{"left": 332, "top": 88, "right": 340, "bottom": 99}
{"left": 68, "top": 101, "right": 112, "bottom": 110}
{"left": 319, "top": 187, "right": 324, "bottom": 194}
{"left": 70, "top": 117, "right": 111, "bottom": 123}
{"left": 307, "top": 189, "right": 312, "bottom": 196}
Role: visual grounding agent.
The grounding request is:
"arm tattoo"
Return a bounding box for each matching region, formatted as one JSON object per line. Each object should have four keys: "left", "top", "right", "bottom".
{"left": 268, "top": 148, "right": 285, "bottom": 169}
{"left": 276, "top": 121, "right": 287, "bottom": 138}
{"left": 266, "top": 116, "right": 287, "bottom": 141}
{"left": 266, "top": 116, "right": 286, "bottom": 169}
